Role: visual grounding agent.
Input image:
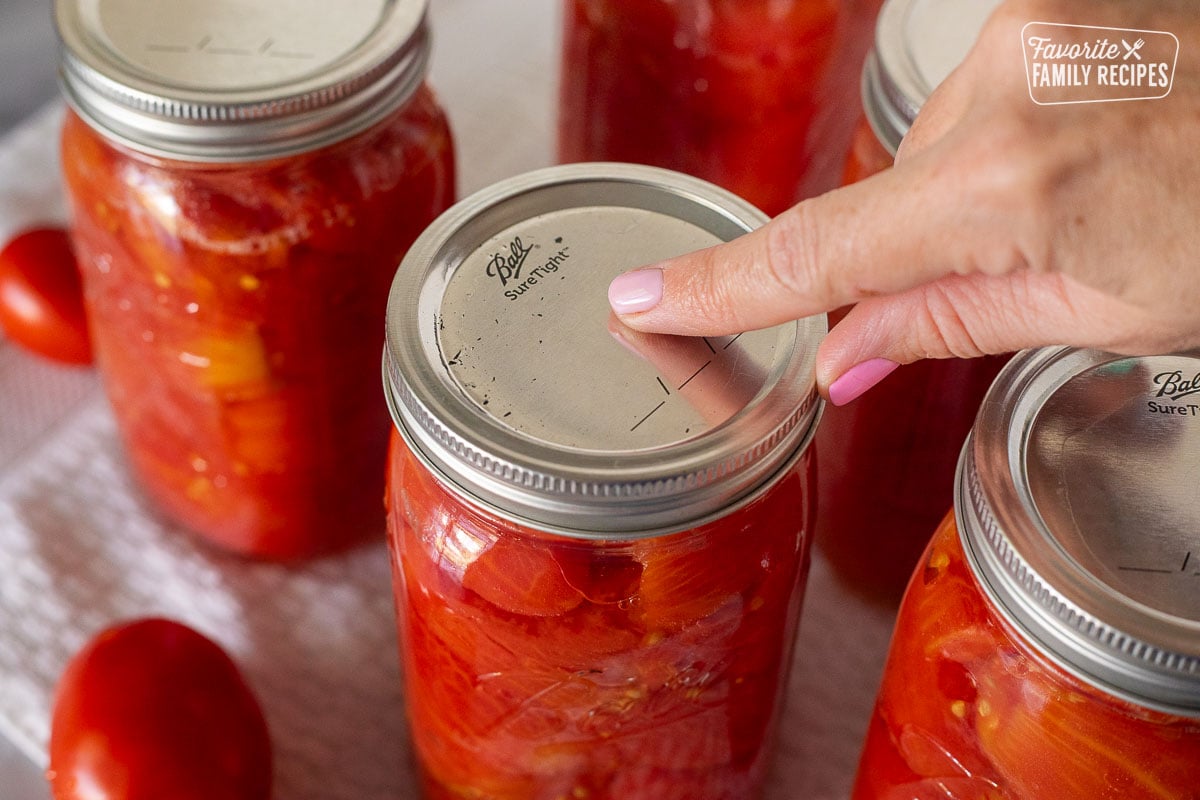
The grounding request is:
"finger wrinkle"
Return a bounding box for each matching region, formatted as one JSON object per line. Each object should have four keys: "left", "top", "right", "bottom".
{"left": 920, "top": 280, "right": 988, "bottom": 359}
{"left": 764, "top": 204, "right": 823, "bottom": 304}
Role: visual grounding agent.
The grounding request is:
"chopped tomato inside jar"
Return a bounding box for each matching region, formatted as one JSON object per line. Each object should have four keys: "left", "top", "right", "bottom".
{"left": 839, "top": 113, "right": 895, "bottom": 186}
{"left": 387, "top": 434, "right": 815, "bottom": 799}
{"left": 816, "top": 121, "right": 1007, "bottom": 604}
{"left": 852, "top": 513, "right": 1200, "bottom": 800}
{"left": 815, "top": 353, "right": 1007, "bottom": 604}
{"left": 557, "top": 0, "right": 882, "bottom": 215}
{"left": 61, "top": 88, "right": 456, "bottom": 559}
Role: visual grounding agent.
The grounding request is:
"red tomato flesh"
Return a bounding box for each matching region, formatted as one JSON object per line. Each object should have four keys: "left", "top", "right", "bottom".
{"left": 463, "top": 537, "right": 585, "bottom": 617}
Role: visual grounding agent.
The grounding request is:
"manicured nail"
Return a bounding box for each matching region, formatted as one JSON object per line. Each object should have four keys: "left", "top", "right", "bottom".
{"left": 828, "top": 358, "right": 899, "bottom": 406}
{"left": 607, "top": 317, "right": 642, "bottom": 358}
{"left": 608, "top": 268, "right": 663, "bottom": 314}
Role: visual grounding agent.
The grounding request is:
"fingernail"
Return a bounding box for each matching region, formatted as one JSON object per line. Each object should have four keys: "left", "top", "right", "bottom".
{"left": 828, "top": 358, "right": 899, "bottom": 406}
{"left": 607, "top": 317, "right": 642, "bottom": 357}
{"left": 608, "top": 268, "right": 663, "bottom": 314}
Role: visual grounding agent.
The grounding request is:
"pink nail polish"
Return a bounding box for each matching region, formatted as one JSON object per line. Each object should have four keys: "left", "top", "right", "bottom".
{"left": 608, "top": 268, "right": 663, "bottom": 314}
{"left": 828, "top": 358, "right": 899, "bottom": 406}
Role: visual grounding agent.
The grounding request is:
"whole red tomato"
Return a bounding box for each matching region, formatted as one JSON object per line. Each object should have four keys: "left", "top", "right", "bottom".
{"left": 0, "top": 227, "right": 92, "bottom": 364}
{"left": 48, "top": 618, "right": 272, "bottom": 800}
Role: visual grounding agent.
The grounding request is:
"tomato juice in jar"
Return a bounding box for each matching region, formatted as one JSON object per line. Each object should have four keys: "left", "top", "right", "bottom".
{"left": 853, "top": 348, "right": 1200, "bottom": 799}
{"left": 382, "top": 164, "right": 825, "bottom": 799}
{"left": 55, "top": 0, "right": 455, "bottom": 559}
{"left": 816, "top": 0, "right": 1006, "bottom": 604}
{"left": 557, "top": 0, "right": 884, "bottom": 216}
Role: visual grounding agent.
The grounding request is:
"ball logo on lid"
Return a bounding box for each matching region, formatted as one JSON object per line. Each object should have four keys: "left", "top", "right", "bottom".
{"left": 1022, "top": 21, "right": 1178, "bottom": 105}
{"left": 484, "top": 234, "right": 573, "bottom": 301}
{"left": 1148, "top": 369, "right": 1200, "bottom": 417}
{"left": 484, "top": 236, "right": 534, "bottom": 287}
{"left": 1152, "top": 370, "right": 1200, "bottom": 401}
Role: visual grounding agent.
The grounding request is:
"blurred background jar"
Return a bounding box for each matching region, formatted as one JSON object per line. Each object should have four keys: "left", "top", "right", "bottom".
{"left": 383, "top": 164, "right": 823, "bottom": 799}
{"left": 853, "top": 348, "right": 1200, "bottom": 799}
{"left": 816, "top": 0, "right": 1006, "bottom": 605}
{"left": 55, "top": 0, "right": 456, "bottom": 559}
{"left": 557, "top": 0, "right": 884, "bottom": 216}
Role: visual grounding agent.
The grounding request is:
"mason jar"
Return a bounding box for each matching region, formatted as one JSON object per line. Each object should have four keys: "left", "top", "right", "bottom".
{"left": 557, "top": 0, "right": 883, "bottom": 216}
{"left": 816, "top": 0, "right": 1007, "bottom": 603}
{"left": 853, "top": 348, "right": 1200, "bottom": 798}
{"left": 382, "top": 164, "right": 824, "bottom": 799}
{"left": 56, "top": 0, "right": 456, "bottom": 559}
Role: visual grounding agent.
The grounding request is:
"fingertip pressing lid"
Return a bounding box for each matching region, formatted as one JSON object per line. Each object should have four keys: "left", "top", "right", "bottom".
{"left": 384, "top": 163, "right": 824, "bottom": 538}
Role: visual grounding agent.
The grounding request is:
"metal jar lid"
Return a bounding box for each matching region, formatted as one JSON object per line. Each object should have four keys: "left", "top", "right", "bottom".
{"left": 55, "top": 0, "right": 429, "bottom": 161}
{"left": 383, "top": 163, "right": 824, "bottom": 539}
{"left": 864, "top": 0, "right": 1001, "bottom": 155}
{"left": 959, "top": 347, "right": 1200, "bottom": 716}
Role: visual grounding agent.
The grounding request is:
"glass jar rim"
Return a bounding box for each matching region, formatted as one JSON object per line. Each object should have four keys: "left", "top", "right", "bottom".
{"left": 863, "top": 0, "right": 1001, "bottom": 155}
{"left": 959, "top": 346, "right": 1200, "bottom": 717}
{"left": 55, "top": 0, "right": 429, "bottom": 162}
{"left": 383, "top": 163, "right": 824, "bottom": 539}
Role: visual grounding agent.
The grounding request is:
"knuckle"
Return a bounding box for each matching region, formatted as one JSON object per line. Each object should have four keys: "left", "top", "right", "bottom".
{"left": 974, "top": 118, "right": 1055, "bottom": 200}
{"left": 762, "top": 204, "right": 826, "bottom": 302}
{"left": 952, "top": 117, "right": 1079, "bottom": 274}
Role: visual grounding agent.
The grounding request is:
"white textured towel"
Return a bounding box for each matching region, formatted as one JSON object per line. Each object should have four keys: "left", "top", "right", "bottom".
{"left": 0, "top": 2, "right": 897, "bottom": 798}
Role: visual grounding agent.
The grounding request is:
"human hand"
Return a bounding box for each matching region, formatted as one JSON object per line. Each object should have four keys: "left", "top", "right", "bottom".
{"left": 607, "top": 0, "right": 1200, "bottom": 404}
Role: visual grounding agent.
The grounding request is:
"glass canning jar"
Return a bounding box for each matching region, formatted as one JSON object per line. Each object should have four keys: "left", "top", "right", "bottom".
{"left": 853, "top": 348, "right": 1200, "bottom": 799}
{"left": 557, "top": 0, "right": 884, "bottom": 216}
{"left": 816, "top": 0, "right": 1006, "bottom": 604}
{"left": 382, "top": 164, "right": 825, "bottom": 799}
{"left": 55, "top": 0, "right": 456, "bottom": 559}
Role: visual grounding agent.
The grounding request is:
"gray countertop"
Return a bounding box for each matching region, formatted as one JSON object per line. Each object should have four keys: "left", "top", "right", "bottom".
{"left": 1, "top": 0, "right": 59, "bottom": 788}
{"left": 0, "top": 0, "right": 59, "bottom": 136}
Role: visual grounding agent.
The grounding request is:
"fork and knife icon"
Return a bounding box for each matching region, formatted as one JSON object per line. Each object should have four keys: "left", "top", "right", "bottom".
{"left": 1122, "top": 38, "right": 1146, "bottom": 60}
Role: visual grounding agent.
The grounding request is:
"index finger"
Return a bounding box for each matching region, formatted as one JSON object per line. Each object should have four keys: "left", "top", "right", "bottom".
{"left": 608, "top": 136, "right": 1019, "bottom": 337}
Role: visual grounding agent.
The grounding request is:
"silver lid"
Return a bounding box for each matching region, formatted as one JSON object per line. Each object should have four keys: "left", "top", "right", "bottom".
{"left": 864, "top": 0, "right": 1001, "bottom": 155}
{"left": 959, "top": 347, "right": 1200, "bottom": 716}
{"left": 383, "top": 163, "right": 824, "bottom": 538}
{"left": 55, "top": 0, "right": 429, "bottom": 161}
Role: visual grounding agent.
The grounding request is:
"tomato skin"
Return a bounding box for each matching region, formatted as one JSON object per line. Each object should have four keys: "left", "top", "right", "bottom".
{"left": 462, "top": 537, "right": 585, "bottom": 617}
{"left": 48, "top": 618, "right": 272, "bottom": 800}
{"left": 0, "top": 227, "right": 92, "bottom": 365}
